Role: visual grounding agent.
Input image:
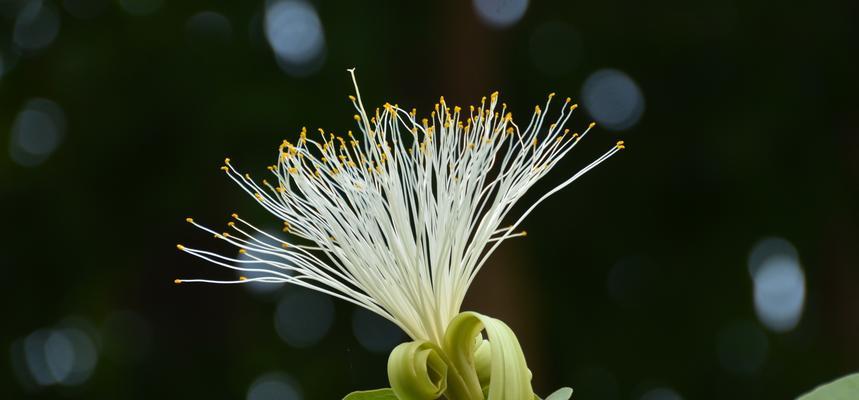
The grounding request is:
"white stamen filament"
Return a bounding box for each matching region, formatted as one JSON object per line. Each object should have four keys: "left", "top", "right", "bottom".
{"left": 177, "top": 69, "right": 624, "bottom": 344}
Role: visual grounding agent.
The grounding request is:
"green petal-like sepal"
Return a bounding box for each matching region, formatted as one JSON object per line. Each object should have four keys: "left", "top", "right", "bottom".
{"left": 383, "top": 311, "right": 542, "bottom": 400}
{"left": 444, "top": 312, "right": 534, "bottom": 400}
{"left": 388, "top": 341, "right": 448, "bottom": 400}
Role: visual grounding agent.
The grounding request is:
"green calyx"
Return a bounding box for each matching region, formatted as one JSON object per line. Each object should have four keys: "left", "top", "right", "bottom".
{"left": 344, "top": 311, "right": 572, "bottom": 400}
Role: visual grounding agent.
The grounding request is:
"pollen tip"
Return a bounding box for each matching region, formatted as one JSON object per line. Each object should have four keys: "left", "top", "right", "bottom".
{"left": 522, "top": 230, "right": 528, "bottom": 236}
{"left": 238, "top": 249, "right": 246, "bottom": 254}
{"left": 231, "top": 213, "right": 238, "bottom": 219}
{"left": 549, "top": 92, "right": 556, "bottom": 98}
{"left": 224, "top": 157, "right": 231, "bottom": 164}
{"left": 239, "top": 276, "right": 248, "bottom": 281}
{"left": 176, "top": 244, "right": 185, "bottom": 250}
{"left": 185, "top": 217, "right": 193, "bottom": 223}
{"left": 227, "top": 221, "right": 235, "bottom": 227}
{"left": 570, "top": 104, "right": 578, "bottom": 110}
{"left": 174, "top": 279, "right": 182, "bottom": 284}
{"left": 588, "top": 122, "right": 596, "bottom": 128}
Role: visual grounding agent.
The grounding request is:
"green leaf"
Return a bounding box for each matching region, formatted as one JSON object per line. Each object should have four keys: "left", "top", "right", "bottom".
{"left": 343, "top": 388, "right": 399, "bottom": 399}
{"left": 798, "top": 373, "right": 859, "bottom": 400}
{"left": 544, "top": 387, "right": 573, "bottom": 400}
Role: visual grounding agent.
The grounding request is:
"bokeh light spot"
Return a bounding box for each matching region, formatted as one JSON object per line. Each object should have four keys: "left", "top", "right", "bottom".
{"left": 9, "top": 98, "right": 66, "bottom": 167}
{"left": 247, "top": 372, "right": 302, "bottom": 400}
{"left": 14, "top": 1, "right": 61, "bottom": 51}
{"left": 473, "top": 0, "right": 529, "bottom": 28}
{"left": 264, "top": 0, "right": 326, "bottom": 77}
{"left": 581, "top": 69, "right": 645, "bottom": 131}
{"left": 351, "top": 308, "right": 406, "bottom": 353}
{"left": 274, "top": 288, "right": 335, "bottom": 348}
{"left": 13, "top": 320, "right": 99, "bottom": 388}
{"left": 748, "top": 237, "right": 805, "bottom": 332}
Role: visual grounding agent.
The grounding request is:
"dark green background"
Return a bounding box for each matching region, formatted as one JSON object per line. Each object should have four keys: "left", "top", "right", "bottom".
{"left": 2, "top": 0, "right": 858, "bottom": 398}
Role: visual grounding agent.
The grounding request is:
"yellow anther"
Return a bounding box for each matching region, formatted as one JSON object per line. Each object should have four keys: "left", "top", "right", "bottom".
{"left": 534, "top": 105, "right": 541, "bottom": 114}
{"left": 174, "top": 279, "right": 182, "bottom": 284}
{"left": 521, "top": 231, "right": 527, "bottom": 236}
{"left": 616, "top": 140, "right": 626, "bottom": 149}
{"left": 566, "top": 97, "right": 571, "bottom": 103}
{"left": 185, "top": 217, "right": 194, "bottom": 223}
{"left": 354, "top": 115, "right": 361, "bottom": 121}
{"left": 222, "top": 232, "right": 230, "bottom": 237}
{"left": 176, "top": 244, "right": 185, "bottom": 250}
{"left": 224, "top": 157, "right": 231, "bottom": 164}
{"left": 570, "top": 104, "right": 578, "bottom": 111}
{"left": 281, "top": 243, "right": 289, "bottom": 249}
{"left": 238, "top": 249, "right": 246, "bottom": 254}
{"left": 348, "top": 95, "right": 356, "bottom": 101}
{"left": 254, "top": 193, "right": 263, "bottom": 200}
{"left": 454, "top": 106, "right": 461, "bottom": 113}
{"left": 231, "top": 213, "right": 238, "bottom": 219}
{"left": 227, "top": 221, "right": 235, "bottom": 227}
{"left": 588, "top": 122, "right": 596, "bottom": 129}
{"left": 549, "top": 92, "right": 556, "bottom": 98}
{"left": 220, "top": 166, "right": 229, "bottom": 172}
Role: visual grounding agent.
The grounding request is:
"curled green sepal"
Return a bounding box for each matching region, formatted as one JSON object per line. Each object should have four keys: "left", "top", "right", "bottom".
{"left": 388, "top": 341, "right": 448, "bottom": 400}
{"left": 444, "top": 311, "right": 534, "bottom": 400}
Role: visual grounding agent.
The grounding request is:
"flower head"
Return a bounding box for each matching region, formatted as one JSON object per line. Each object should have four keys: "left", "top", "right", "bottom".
{"left": 177, "top": 69, "right": 623, "bottom": 345}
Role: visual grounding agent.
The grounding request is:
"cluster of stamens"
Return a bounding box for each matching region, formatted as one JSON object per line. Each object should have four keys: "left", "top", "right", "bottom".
{"left": 176, "top": 69, "right": 624, "bottom": 344}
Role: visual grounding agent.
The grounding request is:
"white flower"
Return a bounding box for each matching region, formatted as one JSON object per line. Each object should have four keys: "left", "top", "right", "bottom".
{"left": 177, "top": 69, "right": 623, "bottom": 345}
